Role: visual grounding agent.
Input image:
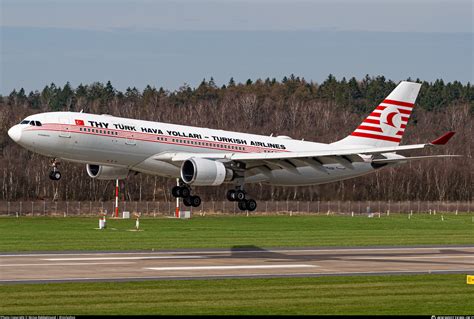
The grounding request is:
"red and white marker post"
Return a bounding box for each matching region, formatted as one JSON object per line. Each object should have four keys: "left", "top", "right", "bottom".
{"left": 115, "top": 179, "right": 119, "bottom": 218}
{"left": 175, "top": 178, "right": 180, "bottom": 218}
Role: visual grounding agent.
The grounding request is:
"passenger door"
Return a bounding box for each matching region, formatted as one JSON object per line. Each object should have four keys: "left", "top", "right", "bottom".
{"left": 58, "top": 118, "right": 71, "bottom": 138}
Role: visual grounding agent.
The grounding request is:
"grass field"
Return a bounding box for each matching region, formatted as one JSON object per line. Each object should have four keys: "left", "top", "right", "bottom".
{"left": 1, "top": 274, "right": 472, "bottom": 315}
{"left": 0, "top": 214, "right": 473, "bottom": 251}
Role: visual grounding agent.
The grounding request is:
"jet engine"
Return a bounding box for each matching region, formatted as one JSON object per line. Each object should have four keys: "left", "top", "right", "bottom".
{"left": 86, "top": 164, "right": 129, "bottom": 180}
{"left": 181, "top": 158, "right": 233, "bottom": 186}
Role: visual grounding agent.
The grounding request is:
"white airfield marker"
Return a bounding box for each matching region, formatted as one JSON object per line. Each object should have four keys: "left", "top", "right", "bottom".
{"left": 0, "top": 262, "right": 136, "bottom": 267}
{"left": 43, "top": 256, "right": 205, "bottom": 261}
{"left": 145, "top": 264, "right": 318, "bottom": 271}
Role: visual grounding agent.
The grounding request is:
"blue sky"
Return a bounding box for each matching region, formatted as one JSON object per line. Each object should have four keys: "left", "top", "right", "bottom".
{"left": 1, "top": 0, "right": 472, "bottom": 93}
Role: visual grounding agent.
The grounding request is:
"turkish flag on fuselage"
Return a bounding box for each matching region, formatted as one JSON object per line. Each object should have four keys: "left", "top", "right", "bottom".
{"left": 75, "top": 119, "right": 85, "bottom": 126}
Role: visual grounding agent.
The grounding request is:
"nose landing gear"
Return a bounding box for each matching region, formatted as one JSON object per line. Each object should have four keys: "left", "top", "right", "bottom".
{"left": 49, "top": 159, "right": 61, "bottom": 181}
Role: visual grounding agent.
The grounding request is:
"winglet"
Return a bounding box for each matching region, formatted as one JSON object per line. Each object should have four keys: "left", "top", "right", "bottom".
{"left": 430, "top": 131, "right": 456, "bottom": 145}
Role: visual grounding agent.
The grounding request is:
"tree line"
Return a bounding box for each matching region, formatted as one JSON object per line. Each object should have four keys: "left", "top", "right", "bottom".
{"left": 0, "top": 75, "right": 472, "bottom": 202}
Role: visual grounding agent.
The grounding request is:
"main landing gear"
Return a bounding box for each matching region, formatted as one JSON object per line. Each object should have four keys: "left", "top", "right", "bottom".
{"left": 172, "top": 184, "right": 201, "bottom": 207}
{"left": 226, "top": 189, "right": 257, "bottom": 212}
{"left": 49, "top": 158, "right": 61, "bottom": 181}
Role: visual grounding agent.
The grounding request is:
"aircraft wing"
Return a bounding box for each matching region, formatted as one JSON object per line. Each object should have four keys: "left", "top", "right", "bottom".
{"left": 152, "top": 132, "right": 458, "bottom": 175}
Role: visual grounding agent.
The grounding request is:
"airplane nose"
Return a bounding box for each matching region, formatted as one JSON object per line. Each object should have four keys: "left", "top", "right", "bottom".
{"left": 8, "top": 125, "right": 22, "bottom": 142}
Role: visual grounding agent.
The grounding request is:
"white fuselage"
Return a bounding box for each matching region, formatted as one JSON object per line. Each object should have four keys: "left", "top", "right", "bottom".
{"left": 8, "top": 111, "right": 379, "bottom": 186}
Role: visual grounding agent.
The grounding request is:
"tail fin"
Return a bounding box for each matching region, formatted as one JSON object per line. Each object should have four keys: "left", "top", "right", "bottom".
{"left": 333, "top": 81, "right": 422, "bottom": 147}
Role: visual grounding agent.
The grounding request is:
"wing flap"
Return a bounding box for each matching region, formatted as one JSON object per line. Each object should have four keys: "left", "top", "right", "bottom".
{"left": 373, "top": 155, "right": 462, "bottom": 164}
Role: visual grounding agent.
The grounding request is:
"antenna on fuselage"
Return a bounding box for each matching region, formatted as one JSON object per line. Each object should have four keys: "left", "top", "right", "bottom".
{"left": 80, "top": 109, "right": 84, "bottom": 113}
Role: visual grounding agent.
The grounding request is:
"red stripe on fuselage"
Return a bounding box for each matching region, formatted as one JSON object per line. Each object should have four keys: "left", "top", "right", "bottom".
{"left": 26, "top": 124, "right": 289, "bottom": 154}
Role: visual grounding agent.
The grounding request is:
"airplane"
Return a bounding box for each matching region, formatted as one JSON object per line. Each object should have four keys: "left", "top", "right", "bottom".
{"left": 7, "top": 81, "right": 460, "bottom": 211}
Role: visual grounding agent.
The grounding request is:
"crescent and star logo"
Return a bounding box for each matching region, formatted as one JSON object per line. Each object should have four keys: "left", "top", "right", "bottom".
{"left": 380, "top": 107, "right": 401, "bottom": 135}
{"left": 384, "top": 112, "right": 398, "bottom": 128}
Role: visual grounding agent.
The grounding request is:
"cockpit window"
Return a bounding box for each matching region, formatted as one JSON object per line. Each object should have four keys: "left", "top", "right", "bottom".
{"left": 27, "top": 120, "right": 42, "bottom": 126}
{"left": 20, "top": 120, "right": 30, "bottom": 125}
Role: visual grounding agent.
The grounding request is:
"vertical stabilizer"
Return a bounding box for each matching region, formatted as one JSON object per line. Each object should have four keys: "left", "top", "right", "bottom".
{"left": 333, "top": 81, "right": 421, "bottom": 147}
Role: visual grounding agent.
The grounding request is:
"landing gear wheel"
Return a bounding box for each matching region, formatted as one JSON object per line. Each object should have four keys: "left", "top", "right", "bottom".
{"left": 238, "top": 200, "right": 248, "bottom": 211}
{"left": 246, "top": 199, "right": 257, "bottom": 212}
{"left": 49, "top": 171, "right": 61, "bottom": 181}
{"left": 190, "top": 196, "right": 201, "bottom": 207}
{"left": 181, "top": 187, "right": 191, "bottom": 198}
{"left": 226, "top": 190, "right": 236, "bottom": 201}
{"left": 235, "top": 190, "right": 246, "bottom": 201}
{"left": 183, "top": 196, "right": 192, "bottom": 207}
{"left": 172, "top": 186, "right": 181, "bottom": 197}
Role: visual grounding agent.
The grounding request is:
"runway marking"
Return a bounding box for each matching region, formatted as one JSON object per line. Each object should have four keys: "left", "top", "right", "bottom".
{"left": 145, "top": 264, "right": 318, "bottom": 271}
{"left": 0, "top": 262, "right": 136, "bottom": 267}
{"left": 43, "top": 256, "right": 205, "bottom": 261}
{"left": 348, "top": 255, "right": 474, "bottom": 260}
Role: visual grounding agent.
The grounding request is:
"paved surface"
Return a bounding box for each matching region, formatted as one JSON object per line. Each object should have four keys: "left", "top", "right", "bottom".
{"left": 1, "top": 246, "right": 473, "bottom": 283}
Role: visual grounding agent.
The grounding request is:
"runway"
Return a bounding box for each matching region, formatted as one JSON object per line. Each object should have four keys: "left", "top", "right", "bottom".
{"left": 1, "top": 246, "right": 473, "bottom": 284}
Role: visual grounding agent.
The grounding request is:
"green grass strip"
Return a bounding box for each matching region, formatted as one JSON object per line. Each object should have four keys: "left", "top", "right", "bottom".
{"left": 1, "top": 274, "right": 473, "bottom": 315}
{"left": 0, "top": 215, "right": 472, "bottom": 252}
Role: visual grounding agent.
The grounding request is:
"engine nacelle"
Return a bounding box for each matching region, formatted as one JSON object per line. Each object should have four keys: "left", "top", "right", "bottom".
{"left": 181, "top": 158, "right": 233, "bottom": 186}
{"left": 86, "top": 164, "right": 129, "bottom": 180}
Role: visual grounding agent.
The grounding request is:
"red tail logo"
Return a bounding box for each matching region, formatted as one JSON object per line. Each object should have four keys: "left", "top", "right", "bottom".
{"left": 352, "top": 99, "right": 414, "bottom": 143}
{"left": 383, "top": 112, "right": 398, "bottom": 128}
